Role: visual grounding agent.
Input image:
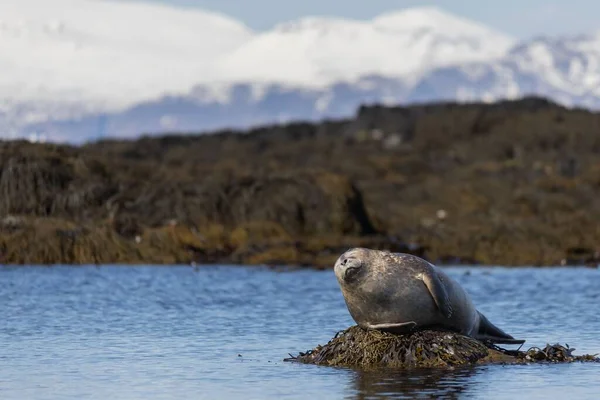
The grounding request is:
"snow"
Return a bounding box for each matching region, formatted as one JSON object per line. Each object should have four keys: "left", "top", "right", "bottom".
{"left": 0, "top": 0, "right": 253, "bottom": 112}
{"left": 218, "top": 6, "right": 515, "bottom": 87}
{"left": 508, "top": 33, "right": 600, "bottom": 96}
{"left": 0, "top": 1, "right": 515, "bottom": 114}
{"left": 5, "top": 1, "right": 600, "bottom": 142}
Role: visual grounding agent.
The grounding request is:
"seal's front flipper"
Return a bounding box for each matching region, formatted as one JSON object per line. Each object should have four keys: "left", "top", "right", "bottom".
{"left": 365, "top": 321, "right": 417, "bottom": 334}
{"left": 418, "top": 271, "right": 453, "bottom": 319}
{"left": 476, "top": 311, "right": 526, "bottom": 345}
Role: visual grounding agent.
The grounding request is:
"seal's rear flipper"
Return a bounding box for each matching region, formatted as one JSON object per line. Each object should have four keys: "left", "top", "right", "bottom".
{"left": 478, "top": 335, "right": 526, "bottom": 345}
{"left": 476, "top": 311, "right": 526, "bottom": 345}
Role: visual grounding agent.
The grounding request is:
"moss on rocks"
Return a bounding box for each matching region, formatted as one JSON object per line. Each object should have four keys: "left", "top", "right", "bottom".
{"left": 286, "top": 326, "right": 600, "bottom": 369}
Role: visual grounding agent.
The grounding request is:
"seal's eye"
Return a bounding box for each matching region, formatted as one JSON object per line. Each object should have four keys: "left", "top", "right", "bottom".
{"left": 341, "top": 258, "right": 348, "bottom": 266}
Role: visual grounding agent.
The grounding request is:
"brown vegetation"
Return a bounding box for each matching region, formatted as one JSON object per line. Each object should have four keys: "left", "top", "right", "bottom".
{"left": 285, "top": 325, "right": 599, "bottom": 369}
{"left": 1, "top": 96, "right": 599, "bottom": 266}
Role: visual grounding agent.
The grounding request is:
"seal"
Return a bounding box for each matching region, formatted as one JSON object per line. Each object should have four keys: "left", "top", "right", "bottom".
{"left": 333, "top": 247, "right": 525, "bottom": 345}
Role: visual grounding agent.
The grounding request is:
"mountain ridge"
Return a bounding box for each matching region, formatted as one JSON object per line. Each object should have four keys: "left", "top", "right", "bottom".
{"left": 2, "top": 1, "right": 600, "bottom": 142}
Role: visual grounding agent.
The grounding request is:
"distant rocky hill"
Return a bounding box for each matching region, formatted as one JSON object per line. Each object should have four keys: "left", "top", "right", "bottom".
{"left": 1, "top": 97, "right": 599, "bottom": 267}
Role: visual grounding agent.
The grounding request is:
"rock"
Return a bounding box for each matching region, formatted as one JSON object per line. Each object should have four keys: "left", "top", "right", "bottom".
{"left": 285, "top": 326, "right": 600, "bottom": 369}
{"left": 2, "top": 97, "right": 600, "bottom": 266}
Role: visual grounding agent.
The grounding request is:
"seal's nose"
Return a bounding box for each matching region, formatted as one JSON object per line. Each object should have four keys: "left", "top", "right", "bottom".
{"left": 334, "top": 255, "right": 351, "bottom": 280}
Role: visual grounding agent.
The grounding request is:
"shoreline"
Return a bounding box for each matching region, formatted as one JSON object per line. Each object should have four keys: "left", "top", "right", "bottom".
{"left": 0, "top": 215, "right": 598, "bottom": 268}
{"left": 1, "top": 262, "right": 597, "bottom": 269}
{"left": 2, "top": 97, "right": 600, "bottom": 268}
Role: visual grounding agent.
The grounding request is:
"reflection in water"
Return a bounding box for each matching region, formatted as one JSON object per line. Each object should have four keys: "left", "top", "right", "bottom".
{"left": 347, "top": 366, "right": 480, "bottom": 400}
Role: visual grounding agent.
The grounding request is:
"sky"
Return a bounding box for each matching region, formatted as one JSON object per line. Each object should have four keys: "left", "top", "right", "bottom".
{"left": 118, "top": 0, "right": 600, "bottom": 39}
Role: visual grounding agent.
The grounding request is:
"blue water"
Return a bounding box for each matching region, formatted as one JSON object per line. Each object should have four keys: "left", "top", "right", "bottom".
{"left": 0, "top": 265, "right": 599, "bottom": 400}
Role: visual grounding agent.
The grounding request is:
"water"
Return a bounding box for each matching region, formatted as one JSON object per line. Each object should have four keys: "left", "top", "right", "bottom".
{"left": 0, "top": 265, "right": 599, "bottom": 400}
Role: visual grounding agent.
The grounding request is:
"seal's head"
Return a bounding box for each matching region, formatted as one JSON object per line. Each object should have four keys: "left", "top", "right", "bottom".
{"left": 334, "top": 247, "right": 373, "bottom": 285}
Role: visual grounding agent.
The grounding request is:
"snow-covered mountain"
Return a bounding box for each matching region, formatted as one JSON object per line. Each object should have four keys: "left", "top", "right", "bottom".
{"left": 407, "top": 33, "right": 600, "bottom": 108}
{"left": 1, "top": 0, "right": 600, "bottom": 142}
{"left": 0, "top": 0, "right": 251, "bottom": 105}
{"left": 217, "top": 7, "right": 514, "bottom": 87}
{"left": 0, "top": 0, "right": 252, "bottom": 138}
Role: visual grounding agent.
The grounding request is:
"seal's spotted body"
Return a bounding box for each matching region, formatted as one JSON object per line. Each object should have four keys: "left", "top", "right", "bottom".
{"left": 333, "top": 248, "right": 525, "bottom": 345}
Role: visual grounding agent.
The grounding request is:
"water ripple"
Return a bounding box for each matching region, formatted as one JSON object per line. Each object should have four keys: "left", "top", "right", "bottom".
{"left": 0, "top": 265, "right": 599, "bottom": 399}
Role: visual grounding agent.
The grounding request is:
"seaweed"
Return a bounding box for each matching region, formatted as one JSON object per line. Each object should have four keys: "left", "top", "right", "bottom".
{"left": 2, "top": 97, "right": 600, "bottom": 266}
{"left": 285, "top": 325, "right": 600, "bottom": 369}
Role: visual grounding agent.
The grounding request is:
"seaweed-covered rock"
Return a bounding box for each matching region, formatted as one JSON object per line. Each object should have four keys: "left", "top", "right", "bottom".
{"left": 99, "top": 169, "right": 377, "bottom": 237}
{"left": 287, "top": 326, "right": 495, "bottom": 369}
{"left": 0, "top": 216, "right": 224, "bottom": 265}
{"left": 4, "top": 97, "right": 600, "bottom": 265}
{"left": 286, "top": 326, "right": 599, "bottom": 369}
{"left": 196, "top": 170, "right": 377, "bottom": 236}
{"left": 0, "top": 142, "right": 116, "bottom": 219}
{"left": 505, "top": 343, "right": 600, "bottom": 363}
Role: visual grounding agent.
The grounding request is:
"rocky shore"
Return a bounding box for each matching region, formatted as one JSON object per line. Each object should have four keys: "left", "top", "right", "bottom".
{"left": 1, "top": 96, "right": 599, "bottom": 267}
